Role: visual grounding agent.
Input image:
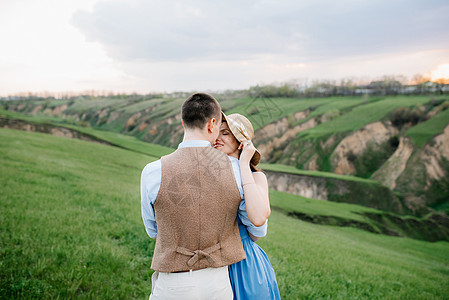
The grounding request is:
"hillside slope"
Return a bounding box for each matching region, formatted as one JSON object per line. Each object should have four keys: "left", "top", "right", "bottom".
{"left": 2, "top": 94, "right": 448, "bottom": 215}
{"left": 0, "top": 110, "right": 406, "bottom": 216}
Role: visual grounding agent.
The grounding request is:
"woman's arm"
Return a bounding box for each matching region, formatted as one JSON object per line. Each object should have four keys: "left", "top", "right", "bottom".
{"left": 239, "top": 141, "right": 271, "bottom": 227}
{"left": 248, "top": 232, "right": 261, "bottom": 242}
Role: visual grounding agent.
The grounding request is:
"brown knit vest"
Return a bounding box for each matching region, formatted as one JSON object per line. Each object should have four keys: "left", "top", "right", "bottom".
{"left": 150, "top": 146, "right": 246, "bottom": 272}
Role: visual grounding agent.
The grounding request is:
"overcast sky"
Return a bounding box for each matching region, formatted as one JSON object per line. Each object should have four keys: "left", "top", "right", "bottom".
{"left": 1, "top": 0, "right": 449, "bottom": 95}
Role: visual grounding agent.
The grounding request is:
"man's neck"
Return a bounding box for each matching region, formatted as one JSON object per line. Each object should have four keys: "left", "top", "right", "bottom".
{"left": 182, "top": 129, "right": 212, "bottom": 144}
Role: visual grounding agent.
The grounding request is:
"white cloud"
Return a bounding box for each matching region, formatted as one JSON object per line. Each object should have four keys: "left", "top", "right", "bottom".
{"left": 72, "top": 0, "right": 449, "bottom": 62}
{"left": 0, "top": 0, "right": 127, "bottom": 94}
{"left": 1, "top": 0, "right": 448, "bottom": 94}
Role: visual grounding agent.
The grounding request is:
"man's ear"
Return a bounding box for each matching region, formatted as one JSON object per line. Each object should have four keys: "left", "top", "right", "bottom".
{"left": 181, "top": 120, "right": 185, "bottom": 129}
{"left": 207, "top": 118, "right": 216, "bottom": 133}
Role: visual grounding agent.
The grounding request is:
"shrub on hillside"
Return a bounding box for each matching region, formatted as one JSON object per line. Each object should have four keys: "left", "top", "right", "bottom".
{"left": 440, "top": 101, "right": 449, "bottom": 111}
{"left": 353, "top": 141, "right": 398, "bottom": 178}
{"left": 390, "top": 106, "right": 428, "bottom": 128}
{"left": 388, "top": 135, "right": 400, "bottom": 148}
{"left": 426, "top": 158, "right": 449, "bottom": 214}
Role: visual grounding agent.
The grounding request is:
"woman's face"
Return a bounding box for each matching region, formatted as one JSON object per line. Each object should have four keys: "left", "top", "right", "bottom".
{"left": 214, "top": 121, "right": 240, "bottom": 158}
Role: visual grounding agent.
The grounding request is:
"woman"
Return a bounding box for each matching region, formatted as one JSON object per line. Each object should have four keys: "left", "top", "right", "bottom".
{"left": 214, "top": 113, "right": 281, "bottom": 300}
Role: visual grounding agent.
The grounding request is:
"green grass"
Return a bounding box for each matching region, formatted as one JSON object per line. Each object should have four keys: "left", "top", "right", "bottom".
{"left": 269, "top": 190, "right": 380, "bottom": 222}
{"left": 0, "top": 108, "right": 174, "bottom": 158}
{"left": 260, "top": 209, "right": 449, "bottom": 299}
{"left": 261, "top": 162, "right": 379, "bottom": 184}
{"left": 307, "top": 97, "right": 371, "bottom": 118}
{"left": 42, "top": 99, "right": 70, "bottom": 108}
{"left": 222, "top": 96, "right": 430, "bottom": 134}
{"left": 269, "top": 190, "right": 449, "bottom": 242}
{"left": 406, "top": 107, "right": 449, "bottom": 147}
{"left": 64, "top": 98, "right": 127, "bottom": 113}
{"left": 1, "top": 128, "right": 449, "bottom": 299}
{"left": 298, "top": 96, "right": 432, "bottom": 140}
{"left": 118, "top": 98, "right": 165, "bottom": 115}
{"left": 61, "top": 125, "right": 174, "bottom": 157}
{"left": 0, "top": 128, "right": 155, "bottom": 298}
{"left": 224, "top": 97, "right": 337, "bottom": 130}
{"left": 0, "top": 107, "right": 69, "bottom": 124}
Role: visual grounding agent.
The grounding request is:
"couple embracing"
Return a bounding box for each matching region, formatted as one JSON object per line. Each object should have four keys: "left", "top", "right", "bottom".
{"left": 141, "top": 93, "right": 281, "bottom": 299}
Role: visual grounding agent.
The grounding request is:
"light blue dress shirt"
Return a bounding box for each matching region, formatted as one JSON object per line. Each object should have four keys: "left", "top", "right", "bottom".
{"left": 141, "top": 140, "right": 268, "bottom": 239}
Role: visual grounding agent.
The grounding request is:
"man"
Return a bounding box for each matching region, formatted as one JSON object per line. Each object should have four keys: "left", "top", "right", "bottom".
{"left": 141, "top": 93, "right": 267, "bottom": 299}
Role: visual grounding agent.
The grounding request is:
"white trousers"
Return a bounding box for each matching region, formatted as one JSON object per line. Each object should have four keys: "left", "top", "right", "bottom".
{"left": 149, "top": 267, "right": 233, "bottom": 300}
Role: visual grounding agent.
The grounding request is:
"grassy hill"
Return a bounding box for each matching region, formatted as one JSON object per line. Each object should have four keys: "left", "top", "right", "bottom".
{"left": 4, "top": 95, "right": 446, "bottom": 150}
{"left": 295, "top": 96, "right": 432, "bottom": 140}
{"left": 2, "top": 109, "right": 446, "bottom": 240}
{"left": 2, "top": 94, "right": 449, "bottom": 216}
{"left": 0, "top": 110, "right": 407, "bottom": 215}
{"left": 406, "top": 107, "right": 449, "bottom": 147}
{"left": 0, "top": 108, "right": 173, "bottom": 158}
{"left": 1, "top": 128, "right": 449, "bottom": 299}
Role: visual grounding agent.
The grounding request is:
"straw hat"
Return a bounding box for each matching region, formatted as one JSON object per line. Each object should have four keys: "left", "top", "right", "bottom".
{"left": 222, "top": 113, "right": 261, "bottom": 166}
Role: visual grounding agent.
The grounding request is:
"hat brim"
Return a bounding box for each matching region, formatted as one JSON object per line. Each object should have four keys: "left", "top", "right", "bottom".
{"left": 221, "top": 111, "right": 227, "bottom": 122}
{"left": 222, "top": 112, "right": 261, "bottom": 166}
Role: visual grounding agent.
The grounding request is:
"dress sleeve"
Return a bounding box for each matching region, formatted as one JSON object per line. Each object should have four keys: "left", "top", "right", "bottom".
{"left": 238, "top": 199, "right": 268, "bottom": 237}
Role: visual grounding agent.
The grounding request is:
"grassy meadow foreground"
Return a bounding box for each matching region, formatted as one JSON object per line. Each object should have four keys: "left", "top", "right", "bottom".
{"left": 1, "top": 128, "right": 449, "bottom": 299}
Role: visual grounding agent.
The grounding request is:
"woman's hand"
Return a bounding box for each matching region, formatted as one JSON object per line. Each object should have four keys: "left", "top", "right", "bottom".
{"left": 238, "top": 139, "right": 256, "bottom": 165}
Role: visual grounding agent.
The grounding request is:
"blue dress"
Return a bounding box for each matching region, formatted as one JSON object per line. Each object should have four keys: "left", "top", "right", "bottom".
{"left": 229, "top": 218, "right": 281, "bottom": 299}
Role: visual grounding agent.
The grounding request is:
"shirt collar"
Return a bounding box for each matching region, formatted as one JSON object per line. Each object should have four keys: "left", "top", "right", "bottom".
{"left": 228, "top": 156, "right": 239, "bottom": 163}
{"left": 178, "top": 140, "right": 211, "bottom": 149}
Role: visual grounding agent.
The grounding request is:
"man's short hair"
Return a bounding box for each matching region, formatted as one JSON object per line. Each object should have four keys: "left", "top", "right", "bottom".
{"left": 182, "top": 93, "right": 221, "bottom": 129}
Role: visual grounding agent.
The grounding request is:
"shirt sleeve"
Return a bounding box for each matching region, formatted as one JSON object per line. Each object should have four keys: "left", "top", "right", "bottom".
{"left": 141, "top": 160, "right": 162, "bottom": 239}
{"left": 228, "top": 157, "right": 268, "bottom": 238}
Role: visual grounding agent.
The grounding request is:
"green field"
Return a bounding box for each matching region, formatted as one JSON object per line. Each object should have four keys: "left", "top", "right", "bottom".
{"left": 1, "top": 128, "right": 448, "bottom": 299}
{"left": 297, "top": 96, "right": 432, "bottom": 140}
{"left": 0, "top": 108, "right": 174, "bottom": 158}
{"left": 269, "top": 190, "right": 381, "bottom": 222}
{"left": 224, "top": 97, "right": 334, "bottom": 130}
{"left": 260, "top": 163, "right": 379, "bottom": 184}
{"left": 406, "top": 107, "right": 449, "bottom": 147}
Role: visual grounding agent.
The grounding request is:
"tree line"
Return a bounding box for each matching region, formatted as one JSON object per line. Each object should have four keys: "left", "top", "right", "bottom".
{"left": 248, "top": 76, "right": 449, "bottom": 98}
